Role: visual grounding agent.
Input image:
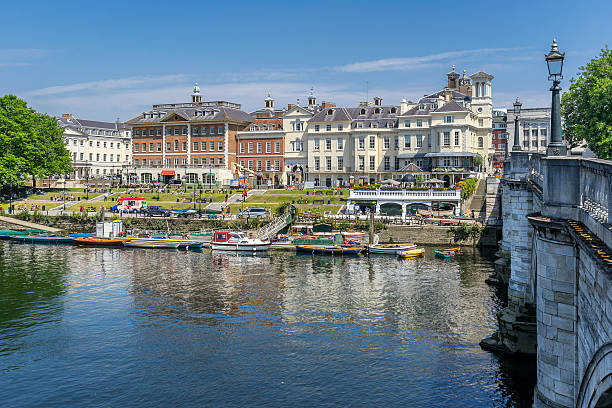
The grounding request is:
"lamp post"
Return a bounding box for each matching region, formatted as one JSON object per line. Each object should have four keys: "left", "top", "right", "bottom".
{"left": 545, "top": 38, "right": 566, "bottom": 156}
{"left": 512, "top": 97, "right": 522, "bottom": 151}
{"left": 199, "top": 188, "right": 202, "bottom": 213}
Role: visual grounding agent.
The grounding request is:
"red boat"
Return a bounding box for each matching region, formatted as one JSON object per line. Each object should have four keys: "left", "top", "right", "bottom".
{"left": 74, "top": 237, "right": 125, "bottom": 247}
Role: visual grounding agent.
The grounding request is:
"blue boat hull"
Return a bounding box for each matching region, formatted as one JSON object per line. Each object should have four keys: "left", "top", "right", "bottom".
{"left": 9, "top": 236, "right": 75, "bottom": 245}
{"left": 295, "top": 245, "right": 362, "bottom": 256}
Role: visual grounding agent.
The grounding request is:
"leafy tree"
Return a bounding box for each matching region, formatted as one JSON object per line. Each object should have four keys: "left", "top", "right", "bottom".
{"left": 0, "top": 95, "right": 72, "bottom": 187}
{"left": 561, "top": 46, "right": 612, "bottom": 159}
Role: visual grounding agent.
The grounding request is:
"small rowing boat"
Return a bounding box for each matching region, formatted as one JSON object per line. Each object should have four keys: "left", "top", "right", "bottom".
{"left": 74, "top": 237, "right": 125, "bottom": 247}
{"left": 436, "top": 247, "right": 460, "bottom": 254}
{"left": 124, "top": 240, "right": 180, "bottom": 249}
{"left": 8, "top": 235, "right": 74, "bottom": 244}
{"left": 398, "top": 247, "right": 425, "bottom": 259}
{"left": 368, "top": 243, "right": 416, "bottom": 255}
{"left": 435, "top": 250, "right": 453, "bottom": 258}
{"left": 295, "top": 245, "right": 362, "bottom": 256}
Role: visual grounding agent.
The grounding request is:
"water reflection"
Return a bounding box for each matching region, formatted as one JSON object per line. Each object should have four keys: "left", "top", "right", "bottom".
{"left": 0, "top": 243, "right": 535, "bottom": 407}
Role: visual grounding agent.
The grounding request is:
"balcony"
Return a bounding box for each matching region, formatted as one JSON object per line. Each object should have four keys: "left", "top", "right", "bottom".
{"left": 349, "top": 188, "right": 461, "bottom": 202}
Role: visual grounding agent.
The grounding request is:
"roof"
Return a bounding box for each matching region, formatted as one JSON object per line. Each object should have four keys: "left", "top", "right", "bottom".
{"left": 435, "top": 100, "right": 469, "bottom": 113}
{"left": 470, "top": 71, "right": 494, "bottom": 80}
{"left": 57, "top": 116, "right": 131, "bottom": 131}
{"left": 310, "top": 105, "right": 400, "bottom": 128}
{"left": 127, "top": 104, "right": 253, "bottom": 125}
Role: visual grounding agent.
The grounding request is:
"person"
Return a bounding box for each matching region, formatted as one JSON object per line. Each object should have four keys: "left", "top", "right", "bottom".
{"left": 224, "top": 193, "right": 228, "bottom": 203}
{"left": 226, "top": 205, "right": 230, "bottom": 216}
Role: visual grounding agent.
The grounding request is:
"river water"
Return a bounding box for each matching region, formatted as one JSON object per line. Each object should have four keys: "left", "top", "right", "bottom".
{"left": 0, "top": 242, "right": 535, "bottom": 407}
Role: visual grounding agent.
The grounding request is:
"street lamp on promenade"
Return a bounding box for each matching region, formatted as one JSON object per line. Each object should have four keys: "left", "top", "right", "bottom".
{"left": 513, "top": 97, "right": 522, "bottom": 151}
{"left": 545, "top": 38, "right": 566, "bottom": 156}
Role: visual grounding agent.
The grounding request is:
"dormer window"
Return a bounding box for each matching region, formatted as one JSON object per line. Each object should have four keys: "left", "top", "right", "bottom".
{"left": 390, "top": 107, "right": 397, "bottom": 114}
{"left": 327, "top": 109, "right": 333, "bottom": 115}
{"left": 374, "top": 108, "right": 381, "bottom": 114}
{"left": 360, "top": 108, "right": 366, "bottom": 115}
{"left": 250, "top": 125, "right": 257, "bottom": 131}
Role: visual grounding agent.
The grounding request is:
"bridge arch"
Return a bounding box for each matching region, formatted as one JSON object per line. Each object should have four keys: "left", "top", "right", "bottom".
{"left": 577, "top": 343, "right": 612, "bottom": 408}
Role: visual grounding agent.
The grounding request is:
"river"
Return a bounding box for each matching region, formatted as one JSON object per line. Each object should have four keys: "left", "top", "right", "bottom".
{"left": 0, "top": 242, "right": 535, "bottom": 407}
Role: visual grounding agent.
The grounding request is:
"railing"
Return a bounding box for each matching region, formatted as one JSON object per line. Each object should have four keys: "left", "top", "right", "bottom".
{"left": 529, "top": 152, "right": 545, "bottom": 190}
{"left": 581, "top": 160, "right": 610, "bottom": 224}
{"left": 349, "top": 188, "right": 461, "bottom": 201}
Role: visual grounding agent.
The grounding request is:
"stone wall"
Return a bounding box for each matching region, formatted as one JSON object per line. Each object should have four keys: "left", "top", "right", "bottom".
{"left": 377, "top": 224, "right": 500, "bottom": 247}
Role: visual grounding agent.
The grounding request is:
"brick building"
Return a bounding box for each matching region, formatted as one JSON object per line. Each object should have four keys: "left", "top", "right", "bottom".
{"left": 236, "top": 94, "right": 286, "bottom": 187}
{"left": 492, "top": 108, "right": 507, "bottom": 170}
{"left": 126, "top": 83, "right": 252, "bottom": 186}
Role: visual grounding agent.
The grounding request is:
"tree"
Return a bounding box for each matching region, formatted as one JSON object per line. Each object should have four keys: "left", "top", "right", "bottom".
{"left": 0, "top": 95, "right": 72, "bottom": 187}
{"left": 561, "top": 46, "right": 612, "bottom": 159}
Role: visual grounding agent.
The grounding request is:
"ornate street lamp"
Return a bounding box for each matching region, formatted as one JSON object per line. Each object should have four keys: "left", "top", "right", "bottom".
{"left": 513, "top": 97, "right": 522, "bottom": 151}
{"left": 545, "top": 38, "right": 566, "bottom": 156}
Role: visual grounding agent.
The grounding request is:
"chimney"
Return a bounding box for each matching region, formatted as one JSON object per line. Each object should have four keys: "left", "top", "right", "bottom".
{"left": 400, "top": 99, "right": 408, "bottom": 114}
{"left": 287, "top": 104, "right": 296, "bottom": 110}
{"left": 444, "top": 88, "right": 452, "bottom": 102}
{"left": 321, "top": 101, "right": 336, "bottom": 109}
{"left": 373, "top": 97, "right": 382, "bottom": 106}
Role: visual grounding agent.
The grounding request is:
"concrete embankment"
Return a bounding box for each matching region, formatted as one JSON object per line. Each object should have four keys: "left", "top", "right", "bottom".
{"left": 378, "top": 224, "right": 500, "bottom": 247}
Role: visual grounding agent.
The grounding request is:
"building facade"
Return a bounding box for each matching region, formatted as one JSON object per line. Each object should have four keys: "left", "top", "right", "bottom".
{"left": 57, "top": 114, "right": 132, "bottom": 182}
{"left": 506, "top": 107, "right": 551, "bottom": 153}
{"left": 126, "top": 83, "right": 253, "bottom": 186}
{"left": 236, "top": 94, "right": 286, "bottom": 187}
{"left": 492, "top": 109, "right": 508, "bottom": 170}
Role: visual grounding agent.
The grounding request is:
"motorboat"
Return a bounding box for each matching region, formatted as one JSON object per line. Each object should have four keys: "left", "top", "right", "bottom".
{"left": 295, "top": 245, "right": 362, "bottom": 256}
{"left": 368, "top": 243, "right": 416, "bottom": 255}
{"left": 123, "top": 240, "right": 180, "bottom": 249}
{"left": 211, "top": 231, "right": 270, "bottom": 252}
{"left": 74, "top": 237, "right": 125, "bottom": 247}
{"left": 397, "top": 247, "right": 425, "bottom": 259}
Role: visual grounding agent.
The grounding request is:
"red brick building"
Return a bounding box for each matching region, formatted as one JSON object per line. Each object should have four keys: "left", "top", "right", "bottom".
{"left": 236, "top": 94, "right": 286, "bottom": 187}
{"left": 492, "top": 109, "right": 507, "bottom": 171}
{"left": 126, "top": 83, "right": 252, "bottom": 186}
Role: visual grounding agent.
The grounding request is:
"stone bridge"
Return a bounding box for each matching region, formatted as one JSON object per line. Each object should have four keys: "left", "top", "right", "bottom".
{"left": 482, "top": 151, "right": 612, "bottom": 407}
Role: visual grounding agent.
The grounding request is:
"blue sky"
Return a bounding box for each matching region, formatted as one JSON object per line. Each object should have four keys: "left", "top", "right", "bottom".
{"left": 1, "top": 0, "right": 610, "bottom": 121}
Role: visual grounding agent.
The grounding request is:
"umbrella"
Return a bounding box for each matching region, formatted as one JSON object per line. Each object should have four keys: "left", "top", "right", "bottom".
{"left": 380, "top": 179, "right": 400, "bottom": 186}
{"left": 401, "top": 174, "right": 416, "bottom": 183}
{"left": 425, "top": 178, "right": 444, "bottom": 184}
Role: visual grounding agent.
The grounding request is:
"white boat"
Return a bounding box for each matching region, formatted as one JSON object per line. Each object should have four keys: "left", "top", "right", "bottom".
{"left": 124, "top": 240, "right": 180, "bottom": 249}
{"left": 211, "top": 231, "right": 270, "bottom": 252}
{"left": 368, "top": 243, "right": 416, "bottom": 255}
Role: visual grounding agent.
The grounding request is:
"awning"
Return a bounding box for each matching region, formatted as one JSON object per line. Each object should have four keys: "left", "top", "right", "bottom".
{"left": 161, "top": 170, "right": 175, "bottom": 176}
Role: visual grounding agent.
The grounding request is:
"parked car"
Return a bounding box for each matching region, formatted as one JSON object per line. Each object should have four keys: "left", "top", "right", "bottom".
{"left": 237, "top": 207, "right": 267, "bottom": 218}
{"left": 141, "top": 205, "right": 171, "bottom": 217}
{"left": 112, "top": 197, "right": 147, "bottom": 213}
{"left": 171, "top": 208, "right": 198, "bottom": 218}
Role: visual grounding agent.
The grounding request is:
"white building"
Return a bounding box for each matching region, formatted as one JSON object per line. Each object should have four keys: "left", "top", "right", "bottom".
{"left": 57, "top": 114, "right": 132, "bottom": 182}
{"left": 506, "top": 107, "right": 551, "bottom": 152}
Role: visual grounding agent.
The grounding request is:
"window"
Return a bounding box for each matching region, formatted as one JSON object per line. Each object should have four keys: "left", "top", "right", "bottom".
{"left": 134, "top": 159, "right": 139, "bottom": 167}
{"left": 523, "top": 140, "right": 529, "bottom": 148}
{"left": 193, "top": 158, "right": 199, "bottom": 165}
{"left": 174, "top": 129, "right": 179, "bottom": 136}
{"left": 417, "top": 119, "right": 422, "bottom": 127}
{"left": 337, "top": 138, "right": 343, "bottom": 150}
{"left": 314, "top": 157, "right": 320, "bottom": 171}
{"left": 384, "top": 137, "right": 390, "bottom": 149}
{"left": 201, "top": 141, "right": 206, "bottom": 151}
{"left": 384, "top": 157, "right": 390, "bottom": 171}
{"left": 532, "top": 129, "right": 538, "bottom": 137}
{"left": 202, "top": 127, "right": 207, "bottom": 135}
{"left": 248, "top": 142, "right": 253, "bottom": 153}
{"left": 149, "top": 142, "right": 154, "bottom": 151}
{"left": 478, "top": 137, "right": 484, "bottom": 148}
{"left": 103, "top": 142, "right": 107, "bottom": 148}
{"left": 524, "top": 129, "right": 529, "bottom": 137}
{"left": 266, "top": 160, "right": 271, "bottom": 171}
{"left": 358, "top": 156, "right": 364, "bottom": 170}
{"left": 443, "top": 158, "right": 451, "bottom": 167}
{"left": 89, "top": 153, "right": 92, "bottom": 161}
{"left": 181, "top": 142, "right": 186, "bottom": 151}
{"left": 337, "top": 157, "right": 343, "bottom": 170}
{"left": 369, "top": 136, "right": 375, "bottom": 149}
{"left": 325, "top": 138, "right": 331, "bottom": 150}
{"left": 532, "top": 140, "right": 538, "bottom": 147}
{"left": 135, "top": 130, "right": 140, "bottom": 136}
{"left": 140, "top": 143, "right": 145, "bottom": 152}
{"left": 239, "top": 143, "right": 244, "bottom": 153}
{"left": 266, "top": 142, "right": 271, "bottom": 153}
{"left": 157, "top": 143, "right": 161, "bottom": 152}
{"left": 453, "top": 158, "right": 459, "bottom": 167}
{"left": 404, "top": 135, "right": 411, "bottom": 148}
{"left": 428, "top": 135, "right": 432, "bottom": 147}
{"left": 97, "top": 141, "right": 100, "bottom": 147}
{"left": 369, "top": 156, "right": 375, "bottom": 170}
{"left": 217, "top": 127, "right": 223, "bottom": 134}
{"left": 360, "top": 108, "right": 366, "bottom": 115}
{"left": 218, "top": 141, "right": 223, "bottom": 151}
{"left": 240, "top": 160, "right": 245, "bottom": 167}
{"left": 250, "top": 125, "right": 257, "bottom": 131}
{"left": 110, "top": 154, "right": 114, "bottom": 162}
{"left": 405, "top": 120, "right": 411, "bottom": 127}
{"left": 444, "top": 116, "right": 454, "bottom": 124}
{"left": 274, "top": 142, "right": 280, "bottom": 153}
{"left": 338, "top": 124, "right": 343, "bottom": 131}
{"left": 248, "top": 160, "right": 253, "bottom": 170}
{"left": 209, "top": 128, "right": 215, "bottom": 135}
{"left": 314, "top": 124, "right": 320, "bottom": 132}
{"left": 172, "top": 140, "right": 177, "bottom": 151}
{"left": 443, "top": 132, "right": 450, "bottom": 146}
{"left": 314, "top": 139, "right": 320, "bottom": 151}
{"left": 454, "top": 131, "right": 460, "bottom": 146}
{"left": 541, "top": 129, "right": 547, "bottom": 137}
{"left": 416, "top": 159, "right": 423, "bottom": 168}
{"left": 193, "top": 142, "right": 199, "bottom": 151}
{"left": 416, "top": 135, "right": 423, "bottom": 148}
{"left": 326, "top": 124, "right": 331, "bottom": 131}
{"left": 103, "top": 154, "right": 107, "bottom": 162}
{"left": 394, "top": 157, "right": 399, "bottom": 170}
{"left": 79, "top": 153, "right": 83, "bottom": 160}
{"left": 274, "top": 160, "right": 280, "bottom": 171}
{"left": 202, "top": 158, "right": 207, "bottom": 165}
{"left": 294, "top": 120, "right": 303, "bottom": 131}
{"left": 257, "top": 142, "right": 262, "bottom": 153}
{"left": 269, "top": 124, "right": 275, "bottom": 130}
{"left": 134, "top": 144, "right": 139, "bottom": 152}
{"left": 193, "top": 127, "right": 199, "bottom": 135}
{"left": 359, "top": 138, "right": 365, "bottom": 149}
{"left": 174, "top": 158, "right": 179, "bottom": 166}
{"left": 218, "top": 158, "right": 224, "bottom": 165}
{"left": 166, "top": 158, "right": 171, "bottom": 166}
{"left": 326, "top": 156, "right": 332, "bottom": 171}
{"left": 209, "top": 141, "right": 214, "bottom": 151}
{"left": 541, "top": 140, "right": 547, "bottom": 147}
{"left": 166, "top": 129, "right": 171, "bottom": 135}
{"left": 478, "top": 119, "right": 484, "bottom": 127}
{"left": 166, "top": 142, "right": 171, "bottom": 151}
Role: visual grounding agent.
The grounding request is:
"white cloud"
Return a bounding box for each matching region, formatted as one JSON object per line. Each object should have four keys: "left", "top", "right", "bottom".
{"left": 339, "top": 48, "right": 523, "bottom": 72}
{"left": 0, "top": 48, "right": 51, "bottom": 68}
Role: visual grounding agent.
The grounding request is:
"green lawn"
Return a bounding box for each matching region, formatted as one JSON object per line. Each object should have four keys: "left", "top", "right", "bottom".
{"left": 227, "top": 203, "right": 342, "bottom": 215}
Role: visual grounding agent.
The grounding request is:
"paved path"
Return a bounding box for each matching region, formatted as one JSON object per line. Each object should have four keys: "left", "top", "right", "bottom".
{"left": 205, "top": 189, "right": 266, "bottom": 212}
{"left": 0, "top": 215, "right": 62, "bottom": 233}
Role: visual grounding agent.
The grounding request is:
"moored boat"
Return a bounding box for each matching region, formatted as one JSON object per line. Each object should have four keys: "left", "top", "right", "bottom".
{"left": 368, "top": 243, "right": 416, "bottom": 255}
{"left": 436, "top": 247, "right": 461, "bottom": 254}
{"left": 9, "top": 235, "right": 75, "bottom": 244}
{"left": 74, "top": 237, "right": 125, "bottom": 246}
{"left": 295, "top": 245, "right": 362, "bottom": 256}
{"left": 211, "top": 231, "right": 270, "bottom": 252}
{"left": 124, "top": 240, "right": 180, "bottom": 249}
{"left": 435, "top": 249, "right": 453, "bottom": 258}
{"left": 398, "top": 247, "right": 425, "bottom": 258}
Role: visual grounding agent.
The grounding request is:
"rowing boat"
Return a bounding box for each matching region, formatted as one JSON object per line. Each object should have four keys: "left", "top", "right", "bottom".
{"left": 436, "top": 247, "right": 461, "bottom": 254}
{"left": 398, "top": 247, "right": 425, "bottom": 258}
{"left": 435, "top": 250, "right": 453, "bottom": 258}
{"left": 295, "top": 245, "right": 362, "bottom": 256}
{"left": 123, "top": 240, "right": 180, "bottom": 249}
{"left": 8, "top": 235, "right": 75, "bottom": 244}
{"left": 368, "top": 243, "right": 416, "bottom": 255}
{"left": 74, "top": 237, "right": 125, "bottom": 246}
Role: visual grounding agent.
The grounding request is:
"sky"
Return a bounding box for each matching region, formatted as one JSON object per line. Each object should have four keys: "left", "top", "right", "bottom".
{"left": 1, "top": 0, "right": 610, "bottom": 121}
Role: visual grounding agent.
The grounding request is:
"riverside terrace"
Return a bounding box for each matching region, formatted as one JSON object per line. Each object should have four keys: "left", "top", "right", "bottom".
{"left": 482, "top": 151, "right": 612, "bottom": 408}
{"left": 347, "top": 187, "right": 462, "bottom": 217}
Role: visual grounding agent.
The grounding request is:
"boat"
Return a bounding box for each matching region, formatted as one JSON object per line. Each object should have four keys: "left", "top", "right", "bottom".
{"left": 368, "top": 243, "right": 416, "bottom": 255}
{"left": 436, "top": 247, "right": 461, "bottom": 254}
{"left": 123, "top": 240, "right": 180, "bottom": 249}
{"left": 435, "top": 250, "right": 453, "bottom": 258}
{"left": 295, "top": 245, "right": 362, "bottom": 256}
{"left": 126, "top": 237, "right": 206, "bottom": 249}
{"left": 74, "top": 237, "right": 125, "bottom": 246}
{"left": 8, "top": 235, "right": 75, "bottom": 244}
{"left": 398, "top": 247, "right": 425, "bottom": 258}
{"left": 211, "top": 231, "right": 270, "bottom": 252}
